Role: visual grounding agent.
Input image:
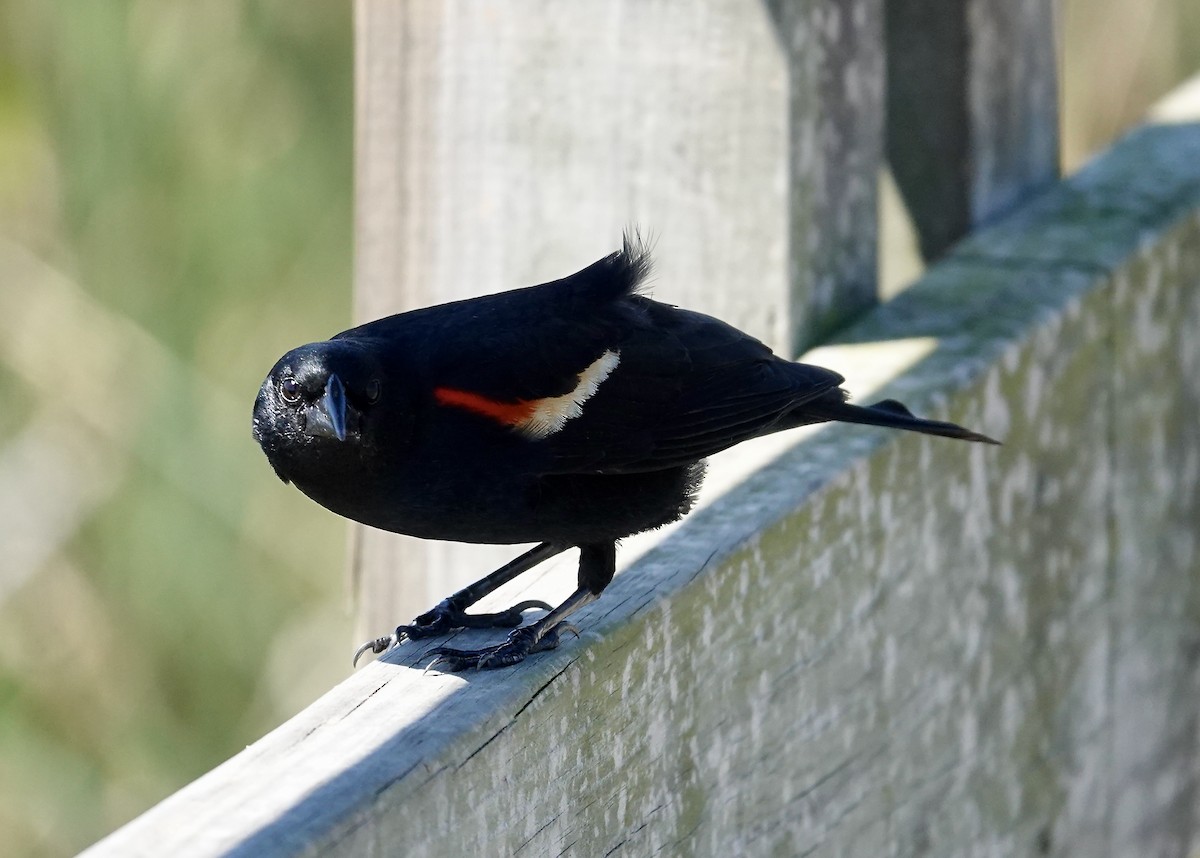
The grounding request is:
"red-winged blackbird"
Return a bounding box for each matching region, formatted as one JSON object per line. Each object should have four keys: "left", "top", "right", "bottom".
{"left": 253, "top": 235, "right": 997, "bottom": 671}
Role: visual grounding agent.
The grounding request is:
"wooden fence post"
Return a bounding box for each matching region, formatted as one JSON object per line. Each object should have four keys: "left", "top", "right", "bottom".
{"left": 351, "top": 0, "right": 885, "bottom": 633}
{"left": 886, "top": 0, "right": 1060, "bottom": 262}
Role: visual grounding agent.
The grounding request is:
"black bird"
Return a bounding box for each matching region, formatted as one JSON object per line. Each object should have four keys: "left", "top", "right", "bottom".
{"left": 253, "top": 235, "right": 997, "bottom": 671}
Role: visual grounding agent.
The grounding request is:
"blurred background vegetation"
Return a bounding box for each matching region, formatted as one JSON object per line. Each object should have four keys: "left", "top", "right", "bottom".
{"left": 0, "top": 1, "right": 1196, "bottom": 855}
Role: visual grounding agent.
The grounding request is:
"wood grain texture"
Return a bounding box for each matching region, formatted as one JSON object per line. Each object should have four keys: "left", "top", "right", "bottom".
{"left": 351, "top": 0, "right": 884, "bottom": 631}
{"left": 84, "top": 104, "right": 1200, "bottom": 857}
{"left": 766, "top": 0, "right": 885, "bottom": 349}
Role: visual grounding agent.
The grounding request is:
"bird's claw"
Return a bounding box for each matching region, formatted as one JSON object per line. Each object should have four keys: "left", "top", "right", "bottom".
{"left": 406, "top": 598, "right": 553, "bottom": 636}
{"left": 352, "top": 599, "right": 556, "bottom": 667}
{"left": 422, "top": 621, "right": 581, "bottom": 672}
{"left": 352, "top": 634, "right": 398, "bottom": 668}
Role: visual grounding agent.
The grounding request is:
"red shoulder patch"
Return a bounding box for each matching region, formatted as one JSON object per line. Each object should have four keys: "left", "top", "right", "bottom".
{"left": 433, "top": 388, "right": 538, "bottom": 427}
{"left": 433, "top": 350, "right": 622, "bottom": 439}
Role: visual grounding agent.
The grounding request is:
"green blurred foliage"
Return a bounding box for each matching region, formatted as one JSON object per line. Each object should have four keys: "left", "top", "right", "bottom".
{"left": 0, "top": 1, "right": 352, "bottom": 855}
{"left": 0, "top": 1, "right": 1197, "bottom": 856}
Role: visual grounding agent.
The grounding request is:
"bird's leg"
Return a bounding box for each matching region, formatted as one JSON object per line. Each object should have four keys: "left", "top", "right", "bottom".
{"left": 424, "top": 542, "right": 616, "bottom": 671}
{"left": 353, "top": 542, "right": 567, "bottom": 665}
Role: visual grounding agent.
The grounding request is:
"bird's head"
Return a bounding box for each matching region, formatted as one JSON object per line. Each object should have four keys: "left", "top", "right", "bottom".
{"left": 252, "top": 339, "right": 391, "bottom": 483}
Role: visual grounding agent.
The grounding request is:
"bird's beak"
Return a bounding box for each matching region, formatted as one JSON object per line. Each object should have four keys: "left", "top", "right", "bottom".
{"left": 305, "top": 374, "right": 348, "bottom": 441}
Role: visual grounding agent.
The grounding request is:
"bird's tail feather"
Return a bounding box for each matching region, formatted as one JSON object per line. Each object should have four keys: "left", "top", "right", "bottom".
{"left": 807, "top": 398, "right": 1000, "bottom": 445}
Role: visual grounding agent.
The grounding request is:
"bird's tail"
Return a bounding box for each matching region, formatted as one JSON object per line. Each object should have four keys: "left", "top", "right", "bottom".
{"left": 803, "top": 397, "right": 1000, "bottom": 445}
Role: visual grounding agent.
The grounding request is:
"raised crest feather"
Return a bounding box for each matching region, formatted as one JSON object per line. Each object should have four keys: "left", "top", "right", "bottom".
{"left": 618, "top": 227, "right": 655, "bottom": 295}
{"left": 558, "top": 227, "right": 655, "bottom": 305}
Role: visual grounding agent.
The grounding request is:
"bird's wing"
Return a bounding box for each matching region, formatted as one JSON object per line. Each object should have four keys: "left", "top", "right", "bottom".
{"left": 347, "top": 248, "right": 843, "bottom": 471}
{"left": 537, "top": 301, "right": 845, "bottom": 473}
{"left": 415, "top": 291, "right": 844, "bottom": 472}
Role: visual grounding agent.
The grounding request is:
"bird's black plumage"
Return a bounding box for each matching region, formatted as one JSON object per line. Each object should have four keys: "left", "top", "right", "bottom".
{"left": 253, "top": 235, "right": 998, "bottom": 670}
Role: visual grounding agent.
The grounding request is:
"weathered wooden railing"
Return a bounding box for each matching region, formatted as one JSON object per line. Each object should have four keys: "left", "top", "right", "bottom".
{"left": 85, "top": 2, "right": 1200, "bottom": 855}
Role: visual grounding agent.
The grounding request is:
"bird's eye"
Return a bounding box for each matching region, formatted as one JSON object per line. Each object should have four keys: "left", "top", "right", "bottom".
{"left": 365, "top": 379, "right": 381, "bottom": 404}
{"left": 280, "top": 376, "right": 302, "bottom": 404}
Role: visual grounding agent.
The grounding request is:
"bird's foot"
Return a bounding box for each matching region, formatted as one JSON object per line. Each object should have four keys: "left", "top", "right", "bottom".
{"left": 423, "top": 622, "right": 580, "bottom": 672}
{"left": 352, "top": 598, "right": 553, "bottom": 666}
